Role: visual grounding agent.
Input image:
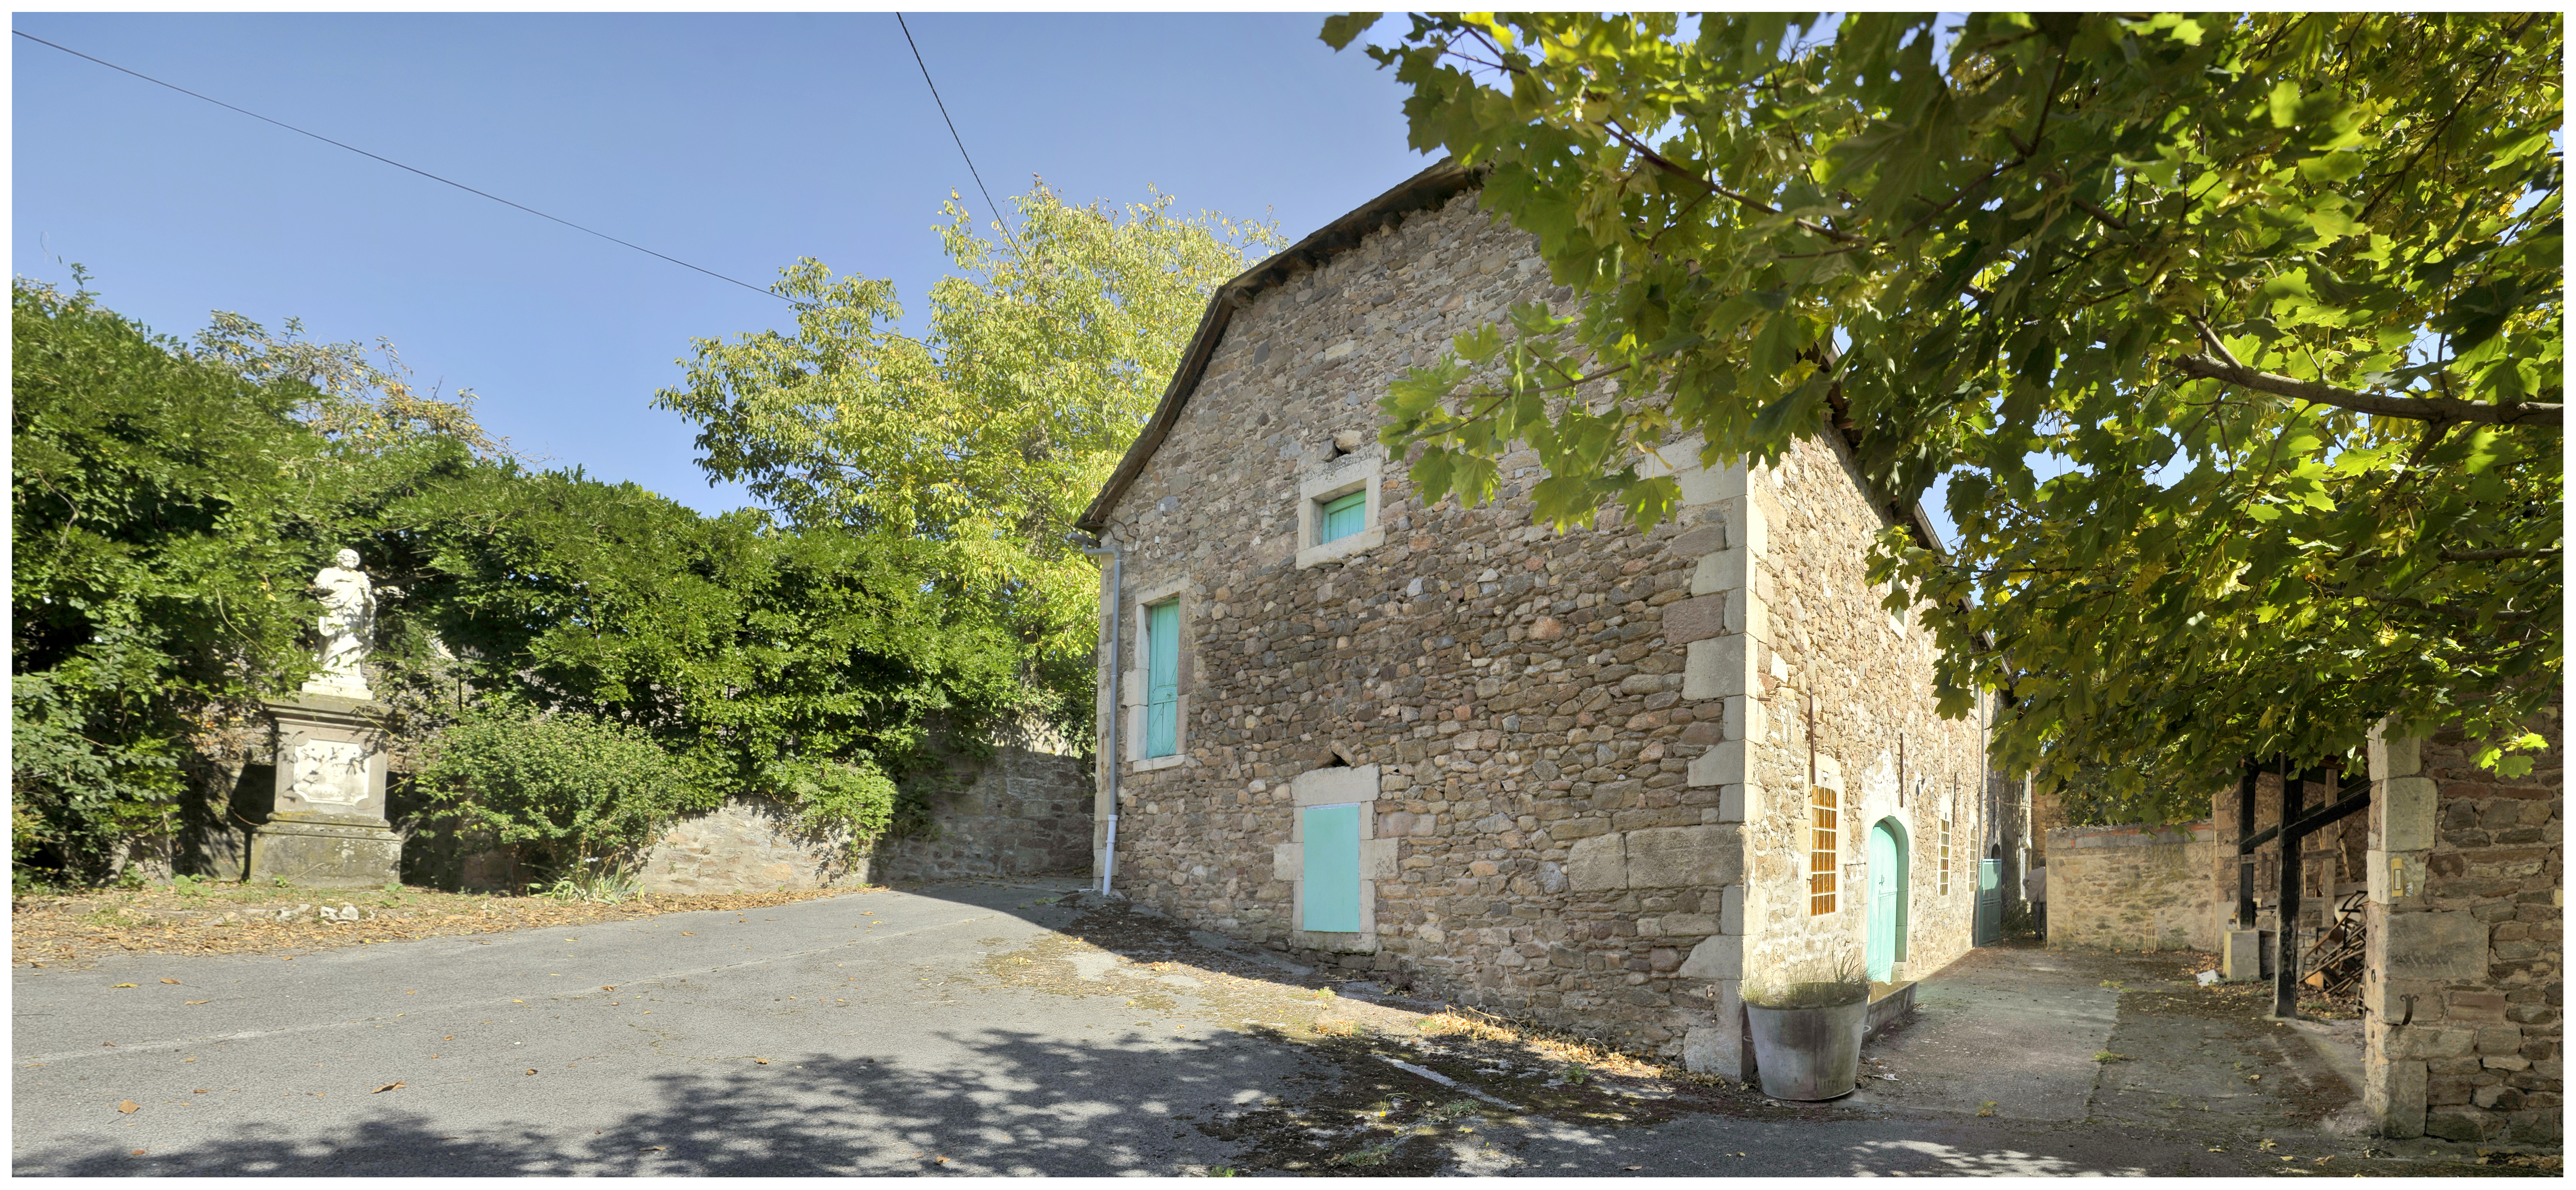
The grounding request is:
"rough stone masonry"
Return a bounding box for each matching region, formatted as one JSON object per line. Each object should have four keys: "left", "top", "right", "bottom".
{"left": 2364, "top": 702, "right": 2563, "bottom": 1144}
{"left": 1078, "top": 164, "right": 1997, "bottom": 1070}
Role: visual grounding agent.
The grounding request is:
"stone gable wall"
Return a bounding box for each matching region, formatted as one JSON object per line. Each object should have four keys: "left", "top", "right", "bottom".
{"left": 1734, "top": 433, "right": 1991, "bottom": 998}
{"left": 1089, "top": 187, "right": 1991, "bottom": 1063}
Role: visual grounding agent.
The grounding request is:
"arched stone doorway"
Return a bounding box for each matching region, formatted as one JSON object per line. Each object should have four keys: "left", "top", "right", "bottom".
{"left": 1866, "top": 816, "right": 1911, "bottom": 983}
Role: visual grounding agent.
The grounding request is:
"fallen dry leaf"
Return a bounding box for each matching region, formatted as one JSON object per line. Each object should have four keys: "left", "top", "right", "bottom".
{"left": 525, "top": 1069, "right": 538, "bottom": 1076}
{"left": 102, "top": 1042, "right": 116, "bottom": 1048}
{"left": 132, "top": 1150, "right": 147, "bottom": 1156}
{"left": 112, "top": 983, "right": 137, "bottom": 988}
{"left": 601, "top": 986, "right": 615, "bottom": 991}
{"left": 193, "top": 1089, "right": 210, "bottom": 1094}
{"left": 117, "top": 1100, "right": 140, "bottom": 1114}
{"left": 640, "top": 1146, "right": 665, "bottom": 1152}
{"left": 184, "top": 1000, "right": 210, "bottom": 1005}
{"left": 160, "top": 978, "right": 181, "bottom": 985}
{"left": 372, "top": 1082, "right": 405, "bottom": 1093}
{"left": 14, "top": 886, "right": 852, "bottom": 968}
{"left": 754, "top": 1058, "right": 770, "bottom": 1065}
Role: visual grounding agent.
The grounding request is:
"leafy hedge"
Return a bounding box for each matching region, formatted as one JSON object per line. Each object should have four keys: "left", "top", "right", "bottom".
{"left": 12, "top": 279, "right": 1082, "bottom": 883}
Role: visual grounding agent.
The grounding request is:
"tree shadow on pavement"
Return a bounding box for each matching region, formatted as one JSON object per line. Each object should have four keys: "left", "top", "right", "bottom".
{"left": 19, "top": 1025, "right": 1312, "bottom": 1176}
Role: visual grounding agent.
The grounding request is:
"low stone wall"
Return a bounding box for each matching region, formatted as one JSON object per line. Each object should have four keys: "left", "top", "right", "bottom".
{"left": 624, "top": 745, "right": 1093, "bottom": 894}
{"left": 870, "top": 747, "right": 1093, "bottom": 885}
{"left": 633, "top": 795, "right": 865, "bottom": 894}
{"left": 2045, "top": 821, "right": 2224, "bottom": 953}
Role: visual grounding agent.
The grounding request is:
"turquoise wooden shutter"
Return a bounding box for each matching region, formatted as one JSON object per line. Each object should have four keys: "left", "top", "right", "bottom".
{"left": 1301, "top": 804, "right": 1362, "bottom": 932}
{"left": 1319, "top": 490, "right": 1366, "bottom": 544}
{"left": 1145, "top": 600, "right": 1179, "bottom": 757}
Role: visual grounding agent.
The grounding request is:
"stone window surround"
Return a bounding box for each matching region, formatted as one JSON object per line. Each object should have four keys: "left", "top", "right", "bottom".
{"left": 1294, "top": 451, "right": 1385, "bottom": 569}
{"left": 1124, "top": 577, "right": 1190, "bottom": 773}
{"left": 1270, "top": 764, "right": 1396, "bottom": 952}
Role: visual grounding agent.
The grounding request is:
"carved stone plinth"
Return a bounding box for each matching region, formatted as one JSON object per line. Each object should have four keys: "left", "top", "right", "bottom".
{"left": 247, "top": 692, "right": 400, "bottom": 890}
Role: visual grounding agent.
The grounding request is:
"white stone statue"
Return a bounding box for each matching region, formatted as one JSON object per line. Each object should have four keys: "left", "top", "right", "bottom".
{"left": 304, "top": 548, "right": 376, "bottom": 698}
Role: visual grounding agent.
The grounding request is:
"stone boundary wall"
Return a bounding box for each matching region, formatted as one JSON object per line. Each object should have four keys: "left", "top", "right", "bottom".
{"left": 2044, "top": 822, "right": 2224, "bottom": 953}
{"left": 628, "top": 744, "right": 1093, "bottom": 894}
{"left": 869, "top": 747, "right": 1094, "bottom": 886}
{"left": 2364, "top": 699, "right": 2562, "bottom": 1145}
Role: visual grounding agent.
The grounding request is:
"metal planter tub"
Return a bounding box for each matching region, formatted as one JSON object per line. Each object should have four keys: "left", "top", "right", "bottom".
{"left": 1745, "top": 997, "right": 1867, "bottom": 1101}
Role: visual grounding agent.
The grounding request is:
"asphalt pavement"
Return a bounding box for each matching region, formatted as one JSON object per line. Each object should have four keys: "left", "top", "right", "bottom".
{"left": 10, "top": 881, "right": 2515, "bottom": 1177}
{"left": 15, "top": 880, "right": 1300, "bottom": 1175}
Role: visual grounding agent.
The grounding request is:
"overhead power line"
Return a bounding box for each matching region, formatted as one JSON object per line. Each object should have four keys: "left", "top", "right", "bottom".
{"left": 894, "top": 13, "right": 1023, "bottom": 256}
{"left": 14, "top": 29, "right": 790, "bottom": 303}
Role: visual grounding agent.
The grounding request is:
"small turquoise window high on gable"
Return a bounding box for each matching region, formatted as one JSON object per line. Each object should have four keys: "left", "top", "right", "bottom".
{"left": 1300, "top": 803, "right": 1362, "bottom": 932}
{"left": 1318, "top": 490, "right": 1367, "bottom": 545}
{"left": 1145, "top": 599, "right": 1179, "bottom": 758}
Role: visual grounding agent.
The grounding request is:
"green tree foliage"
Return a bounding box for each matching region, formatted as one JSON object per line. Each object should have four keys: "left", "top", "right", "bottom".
{"left": 14, "top": 278, "right": 1056, "bottom": 880}
{"left": 651, "top": 183, "right": 1285, "bottom": 667}
{"left": 379, "top": 464, "right": 1032, "bottom": 846}
{"left": 417, "top": 699, "right": 696, "bottom": 876}
{"left": 189, "top": 308, "right": 511, "bottom": 460}
{"left": 1329, "top": 13, "right": 2561, "bottom": 813}
{"left": 10, "top": 277, "right": 475, "bottom": 878}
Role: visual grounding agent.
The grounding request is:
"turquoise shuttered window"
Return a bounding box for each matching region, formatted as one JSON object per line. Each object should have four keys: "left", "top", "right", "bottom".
{"left": 1145, "top": 599, "right": 1179, "bottom": 758}
{"left": 1319, "top": 490, "right": 1367, "bottom": 544}
{"left": 1301, "top": 803, "right": 1362, "bottom": 932}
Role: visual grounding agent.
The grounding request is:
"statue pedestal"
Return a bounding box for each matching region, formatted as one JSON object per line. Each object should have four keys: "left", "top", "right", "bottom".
{"left": 247, "top": 692, "right": 401, "bottom": 890}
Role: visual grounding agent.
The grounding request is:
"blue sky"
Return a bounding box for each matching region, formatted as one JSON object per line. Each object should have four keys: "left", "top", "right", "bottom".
{"left": 13, "top": 13, "right": 1425, "bottom": 512}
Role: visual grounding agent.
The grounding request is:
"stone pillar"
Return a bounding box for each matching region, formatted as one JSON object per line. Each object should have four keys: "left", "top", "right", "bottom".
{"left": 246, "top": 693, "right": 401, "bottom": 890}
{"left": 2362, "top": 721, "right": 2442, "bottom": 1138}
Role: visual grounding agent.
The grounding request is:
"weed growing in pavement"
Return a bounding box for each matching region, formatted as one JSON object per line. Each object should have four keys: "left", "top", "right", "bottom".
{"left": 1333, "top": 1139, "right": 1398, "bottom": 1168}
{"left": 2095, "top": 1051, "right": 2132, "bottom": 1063}
{"left": 544, "top": 862, "right": 639, "bottom": 904}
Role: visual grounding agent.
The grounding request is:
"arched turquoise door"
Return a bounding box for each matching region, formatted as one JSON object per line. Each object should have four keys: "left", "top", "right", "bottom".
{"left": 1866, "top": 819, "right": 1908, "bottom": 983}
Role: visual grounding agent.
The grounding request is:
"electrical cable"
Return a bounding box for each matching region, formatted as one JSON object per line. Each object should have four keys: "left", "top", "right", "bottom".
{"left": 14, "top": 29, "right": 790, "bottom": 303}
{"left": 894, "top": 13, "right": 1023, "bottom": 256}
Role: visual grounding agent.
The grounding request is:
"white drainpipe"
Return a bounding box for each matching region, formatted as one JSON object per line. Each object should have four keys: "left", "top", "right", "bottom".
{"left": 1080, "top": 539, "right": 1123, "bottom": 897}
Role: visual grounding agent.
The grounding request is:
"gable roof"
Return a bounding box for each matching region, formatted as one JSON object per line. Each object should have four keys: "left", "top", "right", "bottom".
{"left": 1074, "top": 158, "right": 1947, "bottom": 556}
{"left": 1074, "top": 159, "right": 1478, "bottom": 535}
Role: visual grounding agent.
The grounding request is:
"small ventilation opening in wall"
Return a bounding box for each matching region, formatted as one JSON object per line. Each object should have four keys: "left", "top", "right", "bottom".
{"left": 1325, "top": 743, "right": 1356, "bottom": 768}
{"left": 1328, "top": 429, "right": 1364, "bottom": 459}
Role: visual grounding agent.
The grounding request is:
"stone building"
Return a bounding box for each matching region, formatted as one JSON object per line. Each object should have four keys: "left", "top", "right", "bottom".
{"left": 1073, "top": 162, "right": 2000, "bottom": 1075}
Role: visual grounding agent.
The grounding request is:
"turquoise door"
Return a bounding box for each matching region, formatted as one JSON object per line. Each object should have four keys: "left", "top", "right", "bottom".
{"left": 1866, "top": 820, "right": 1905, "bottom": 982}
{"left": 1301, "top": 804, "right": 1362, "bottom": 932}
